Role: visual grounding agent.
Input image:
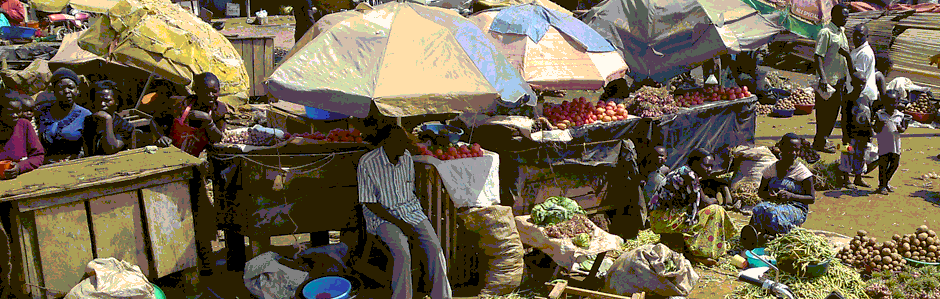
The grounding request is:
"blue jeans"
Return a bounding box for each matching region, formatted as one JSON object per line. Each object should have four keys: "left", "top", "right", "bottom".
{"left": 376, "top": 220, "right": 452, "bottom": 299}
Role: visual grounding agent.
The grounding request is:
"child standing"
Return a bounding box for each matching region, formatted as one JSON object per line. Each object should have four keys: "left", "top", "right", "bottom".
{"left": 873, "top": 90, "right": 910, "bottom": 195}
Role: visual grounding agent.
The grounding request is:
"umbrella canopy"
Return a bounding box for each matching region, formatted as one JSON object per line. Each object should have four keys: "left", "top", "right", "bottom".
{"left": 48, "top": 32, "right": 150, "bottom": 78}
{"left": 33, "top": 0, "right": 120, "bottom": 13}
{"left": 474, "top": 0, "right": 571, "bottom": 15}
{"left": 469, "top": 4, "right": 628, "bottom": 91}
{"left": 77, "top": 0, "right": 250, "bottom": 98}
{"left": 741, "top": 0, "right": 836, "bottom": 39}
{"left": 266, "top": 1, "right": 536, "bottom": 119}
{"left": 582, "top": 0, "right": 783, "bottom": 84}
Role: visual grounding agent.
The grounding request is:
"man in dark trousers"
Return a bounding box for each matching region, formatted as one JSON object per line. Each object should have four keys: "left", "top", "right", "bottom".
{"left": 812, "top": 4, "right": 856, "bottom": 154}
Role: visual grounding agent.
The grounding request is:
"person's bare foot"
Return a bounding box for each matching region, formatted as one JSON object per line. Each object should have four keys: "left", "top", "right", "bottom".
{"left": 854, "top": 178, "right": 870, "bottom": 188}
{"left": 876, "top": 187, "right": 889, "bottom": 195}
{"left": 886, "top": 185, "right": 895, "bottom": 192}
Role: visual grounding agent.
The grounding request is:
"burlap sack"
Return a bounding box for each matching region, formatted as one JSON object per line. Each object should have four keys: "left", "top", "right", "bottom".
{"left": 0, "top": 59, "right": 52, "bottom": 95}
{"left": 64, "top": 258, "right": 156, "bottom": 299}
{"left": 514, "top": 214, "right": 624, "bottom": 271}
{"left": 604, "top": 244, "right": 699, "bottom": 297}
{"left": 459, "top": 206, "right": 524, "bottom": 296}
{"left": 730, "top": 146, "right": 778, "bottom": 189}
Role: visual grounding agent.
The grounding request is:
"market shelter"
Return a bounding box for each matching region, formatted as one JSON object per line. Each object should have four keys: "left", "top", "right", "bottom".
{"left": 0, "top": 147, "right": 207, "bottom": 299}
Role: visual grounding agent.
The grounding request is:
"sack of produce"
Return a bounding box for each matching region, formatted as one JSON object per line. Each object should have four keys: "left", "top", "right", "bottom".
{"left": 514, "top": 213, "right": 623, "bottom": 271}
{"left": 531, "top": 196, "right": 585, "bottom": 226}
{"left": 604, "top": 243, "right": 699, "bottom": 297}
{"left": 730, "top": 145, "right": 778, "bottom": 189}
{"left": 459, "top": 206, "right": 524, "bottom": 296}
{"left": 64, "top": 258, "right": 157, "bottom": 299}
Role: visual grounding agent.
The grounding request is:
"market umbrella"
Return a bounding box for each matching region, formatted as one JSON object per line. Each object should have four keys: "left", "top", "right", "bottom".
{"left": 740, "top": 0, "right": 837, "bottom": 39}
{"left": 48, "top": 32, "right": 150, "bottom": 79}
{"left": 469, "top": 4, "right": 628, "bottom": 91}
{"left": 265, "top": 1, "right": 537, "bottom": 118}
{"left": 77, "top": 0, "right": 250, "bottom": 100}
{"left": 582, "top": 0, "right": 783, "bottom": 84}
{"left": 474, "top": 0, "right": 571, "bottom": 15}
{"left": 32, "top": 0, "right": 121, "bottom": 13}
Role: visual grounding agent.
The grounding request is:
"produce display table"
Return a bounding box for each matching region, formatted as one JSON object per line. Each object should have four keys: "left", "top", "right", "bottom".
{"left": 208, "top": 142, "right": 469, "bottom": 277}
{"left": 0, "top": 148, "right": 206, "bottom": 299}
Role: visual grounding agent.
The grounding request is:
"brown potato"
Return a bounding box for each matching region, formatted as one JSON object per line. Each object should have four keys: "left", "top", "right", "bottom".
{"left": 919, "top": 233, "right": 929, "bottom": 241}
{"left": 929, "top": 230, "right": 937, "bottom": 238}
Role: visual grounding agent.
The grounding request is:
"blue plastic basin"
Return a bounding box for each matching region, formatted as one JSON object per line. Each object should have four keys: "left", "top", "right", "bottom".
{"left": 302, "top": 276, "right": 351, "bottom": 299}
{"left": 304, "top": 106, "right": 347, "bottom": 121}
{"left": 745, "top": 248, "right": 777, "bottom": 268}
{"left": 773, "top": 109, "right": 795, "bottom": 118}
{"left": 419, "top": 123, "right": 464, "bottom": 144}
{"left": 0, "top": 26, "right": 37, "bottom": 39}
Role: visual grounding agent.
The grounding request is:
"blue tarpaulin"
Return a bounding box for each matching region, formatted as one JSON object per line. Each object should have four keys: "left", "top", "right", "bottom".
{"left": 487, "top": 4, "right": 616, "bottom": 53}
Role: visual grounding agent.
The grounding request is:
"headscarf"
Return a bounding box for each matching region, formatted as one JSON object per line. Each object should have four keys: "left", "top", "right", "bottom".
{"left": 50, "top": 68, "right": 80, "bottom": 86}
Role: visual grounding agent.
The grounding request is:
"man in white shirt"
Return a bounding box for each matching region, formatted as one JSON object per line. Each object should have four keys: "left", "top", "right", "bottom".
{"left": 358, "top": 116, "right": 452, "bottom": 299}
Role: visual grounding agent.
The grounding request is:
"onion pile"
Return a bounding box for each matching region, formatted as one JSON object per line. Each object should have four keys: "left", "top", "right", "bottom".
{"left": 837, "top": 230, "right": 907, "bottom": 274}
{"left": 544, "top": 214, "right": 594, "bottom": 238}
{"left": 543, "top": 97, "right": 629, "bottom": 129}
{"left": 627, "top": 86, "right": 681, "bottom": 118}
{"left": 906, "top": 94, "right": 937, "bottom": 114}
{"left": 222, "top": 129, "right": 286, "bottom": 146}
{"left": 897, "top": 225, "right": 939, "bottom": 263}
{"left": 294, "top": 129, "right": 363, "bottom": 143}
{"left": 788, "top": 88, "right": 814, "bottom": 105}
{"left": 774, "top": 98, "right": 796, "bottom": 110}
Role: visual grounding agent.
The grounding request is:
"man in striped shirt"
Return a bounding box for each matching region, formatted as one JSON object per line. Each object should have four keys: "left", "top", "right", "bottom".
{"left": 358, "top": 123, "right": 452, "bottom": 299}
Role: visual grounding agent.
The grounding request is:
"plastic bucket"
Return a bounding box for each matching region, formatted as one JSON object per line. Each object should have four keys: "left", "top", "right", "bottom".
{"left": 152, "top": 284, "right": 166, "bottom": 299}
{"left": 301, "top": 276, "right": 351, "bottom": 299}
{"left": 745, "top": 248, "right": 776, "bottom": 268}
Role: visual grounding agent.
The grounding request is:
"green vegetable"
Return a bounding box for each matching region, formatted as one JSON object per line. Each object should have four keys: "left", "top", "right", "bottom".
{"left": 573, "top": 233, "right": 592, "bottom": 248}
{"left": 768, "top": 228, "right": 836, "bottom": 274}
{"left": 729, "top": 260, "right": 869, "bottom": 299}
{"left": 531, "top": 196, "right": 585, "bottom": 226}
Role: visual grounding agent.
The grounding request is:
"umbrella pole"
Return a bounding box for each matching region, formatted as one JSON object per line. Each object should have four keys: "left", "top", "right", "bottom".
{"left": 135, "top": 71, "right": 157, "bottom": 110}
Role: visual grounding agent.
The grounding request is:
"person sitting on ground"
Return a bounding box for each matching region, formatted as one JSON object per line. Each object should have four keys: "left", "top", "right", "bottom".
{"left": 641, "top": 146, "right": 670, "bottom": 200}
{"left": 874, "top": 90, "right": 910, "bottom": 195}
{"left": 83, "top": 80, "right": 135, "bottom": 157}
{"left": 647, "top": 149, "right": 736, "bottom": 265}
{"left": 357, "top": 117, "right": 452, "bottom": 299}
{"left": 1, "top": 90, "right": 45, "bottom": 180}
{"left": 152, "top": 72, "right": 227, "bottom": 156}
{"left": 37, "top": 68, "right": 92, "bottom": 164}
{"left": 741, "top": 133, "right": 816, "bottom": 250}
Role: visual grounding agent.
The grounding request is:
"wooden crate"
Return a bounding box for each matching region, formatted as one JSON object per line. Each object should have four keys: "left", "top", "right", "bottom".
{"left": 0, "top": 148, "right": 205, "bottom": 299}
{"left": 227, "top": 35, "right": 275, "bottom": 97}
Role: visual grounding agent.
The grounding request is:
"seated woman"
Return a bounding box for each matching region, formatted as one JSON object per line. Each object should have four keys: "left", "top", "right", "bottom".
{"left": 1, "top": 90, "right": 45, "bottom": 180}
{"left": 37, "top": 68, "right": 92, "bottom": 164}
{"left": 83, "top": 80, "right": 135, "bottom": 157}
{"left": 647, "top": 149, "right": 736, "bottom": 265}
{"left": 152, "top": 72, "right": 227, "bottom": 156}
{"left": 741, "top": 133, "right": 816, "bottom": 250}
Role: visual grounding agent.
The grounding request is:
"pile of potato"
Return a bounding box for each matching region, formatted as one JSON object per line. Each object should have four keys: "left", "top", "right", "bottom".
{"left": 836, "top": 230, "right": 907, "bottom": 274}
{"left": 757, "top": 104, "right": 774, "bottom": 115}
{"left": 787, "top": 88, "right": 814, "bottom": 105}
{"left": 906, "top": 94, "right": 936, "bottom": 114}
{"left": 774, "top": 98, "right": 795, "bottom": 110}
{"left": 897, "top": 225, "right": 939, "bottom": 263}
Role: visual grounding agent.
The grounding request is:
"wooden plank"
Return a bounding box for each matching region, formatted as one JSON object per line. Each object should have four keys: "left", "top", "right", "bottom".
{"left": 252, "top": 38, "right": 265, "bottom": 97}
{"left": 16, "top": 169, "right": 193, "bottom": 212}
{"left": 544, "top": 282, "right": 637, "bottom": 299}
{"left": 141, "top": 181, "right": 198, "bottom": 278}
{"left": 15, "top": 212, "right": 42, "bottom": 299}
{"left": 35, "top": 201, "right": 94, "bottom": 298}
{"left": 264, "top": 37, "right": 274, "bottom": 88}
{"left": 89, "top": 192, "right": 151, "bottom": 278}
{"left": 239, "top": 40, "right": 252, "bottom": 90}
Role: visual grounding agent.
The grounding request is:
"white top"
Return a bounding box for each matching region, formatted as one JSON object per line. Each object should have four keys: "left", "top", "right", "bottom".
{"left": 875, "top": 110, "right": 904, "bottom": 155}
{"left": 851, "top": 42, "right": 878, "bottom": 103}
{"left": 357, "top": 146, "right": 429, "bottom": 235}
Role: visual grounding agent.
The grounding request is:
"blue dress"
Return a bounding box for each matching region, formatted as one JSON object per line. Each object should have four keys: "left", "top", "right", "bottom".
{"left": 752, "top": 162, "right": 812, "bottom": 235}
{"left": 38, "top": 103, "right": 92, "bottom": 160}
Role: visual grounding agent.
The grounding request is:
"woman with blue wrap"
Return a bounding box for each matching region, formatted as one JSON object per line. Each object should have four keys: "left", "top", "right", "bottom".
{"left": 37, "top": 68, "right": 92, "bottom": 164}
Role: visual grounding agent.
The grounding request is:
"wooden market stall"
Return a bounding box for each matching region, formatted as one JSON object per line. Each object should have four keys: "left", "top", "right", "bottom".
{"left": 226, "top": 35, "right": 275, "bottom": 98}
{"left": 0, "top": 148, "right": 209, "bottom": 299}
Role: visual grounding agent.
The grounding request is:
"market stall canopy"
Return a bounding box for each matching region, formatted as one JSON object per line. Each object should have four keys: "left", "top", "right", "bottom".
{"left": 741, "top": 0, "right": 836, "bottom": 39}
{"left": 77, "top": 0, "right": 250, "bottom": 101}
{"left": 474, "top": 0, "right": 571, "bottom": 15}
{"left": 266, "top": 1, "right": 537, "bottom": 118}
{"left": 582, "top": 0, "right": 783, "bottom": 83}
{"left": 469, "top": 4, "right": 628, "bottom": 91}
{"left": 32, "top": 0, "right": 121, "bottom": 13}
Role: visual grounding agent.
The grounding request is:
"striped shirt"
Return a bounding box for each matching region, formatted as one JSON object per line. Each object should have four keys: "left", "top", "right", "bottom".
{"left": 357, "top": 146, "right": 428, "bottom": 235}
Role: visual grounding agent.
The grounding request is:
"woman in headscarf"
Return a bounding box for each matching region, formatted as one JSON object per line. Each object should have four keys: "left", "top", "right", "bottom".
{"left": 647, "top": 149, "right": 737, "bottom": 265}
{"left": 37, "top": 68, "right": 92, "bottom": 164}
{"left": 741, "top": 133, "right": 817, "bottom": 249}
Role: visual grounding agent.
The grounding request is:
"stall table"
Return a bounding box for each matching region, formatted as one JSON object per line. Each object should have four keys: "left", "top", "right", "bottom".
{"left": 0, "top": 148, "right": 207, "bottom": 299}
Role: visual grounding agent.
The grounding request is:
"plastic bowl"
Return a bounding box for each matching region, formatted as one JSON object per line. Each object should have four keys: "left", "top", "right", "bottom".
{"left": 803, "top": 259, "right": 831, "bottom": 277}
{"left": 904, "top": 111, "right": 935, "bottom": 124}
{"left": 745, "top": 248, "right": 776, "bottom": 268}
{"left": 794, "top": 104, "right": 815, "bottom": 115}
{"left": 773, "top": 109, "right": 795, "bottom": 118}
{"left": 302, "top": 276, "right": 351, "bottom": 299}
{"left": 0, "top": 26, "right": 38, "bottom": 39}
{"left": 152, "top": 284, "right": 166, "bottom": 299}
{"left": 419, "top": 123, "right": 464, "bottom": 144}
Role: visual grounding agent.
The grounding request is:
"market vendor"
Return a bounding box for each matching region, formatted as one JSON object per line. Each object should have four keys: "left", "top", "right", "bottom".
{"left": 37, "top": 68, "right": 92, "bottom": 164}
{"left": 812, "top": 3, "right": 855, "bottom": 154}
{"left": 0, "top": 0, "right": 26, "bottom": 26}
{"left": 83, "top": 80, "right": 135, "bottom": 157}
{"left": 647, "top": 149, "right": 736, "bottom": 265}
{"left": 741, "top": 133, "right": 816, "bottom": 250}
{"left": 1, "top": 89, "right": 45, "bottom": 180}
{"left": 152, "top": 72, "right": 227, "bottom": 156}
{"left": 357, "top": 120, "right": 452, "bottom": 299}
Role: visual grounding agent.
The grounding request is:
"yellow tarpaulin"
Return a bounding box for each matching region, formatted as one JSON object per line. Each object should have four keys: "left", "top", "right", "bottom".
{"left": 77, "top": 0, "right": 249, "bottom": 101}
{"left": 31, "top": 0, "right": 120, "bottom": 13}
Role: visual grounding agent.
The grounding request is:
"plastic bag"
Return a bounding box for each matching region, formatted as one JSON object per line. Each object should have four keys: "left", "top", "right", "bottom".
{"left": 244, "top": 252, "right": 309, "bottom": 299}
{"left": 604, "top": 244, "right": 699, "bottom": 297}
{"left": 64, "top": 258, "right": 156, "bottom": 299}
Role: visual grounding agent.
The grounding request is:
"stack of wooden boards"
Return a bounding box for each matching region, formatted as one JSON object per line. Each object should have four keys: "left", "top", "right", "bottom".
{"left": 845, "top": 11, "right": 940, "bottom": 91}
